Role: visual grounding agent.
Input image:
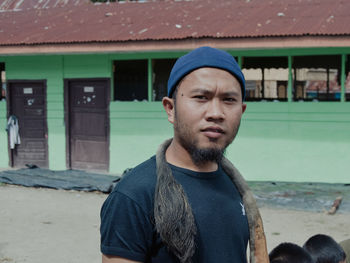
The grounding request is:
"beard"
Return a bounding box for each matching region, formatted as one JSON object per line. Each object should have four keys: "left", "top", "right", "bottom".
{"left": 174, "top": 110, "right": 239, "bottom": 167}
{"left": 183, "top": 142, "right": 225, "bottom": 167}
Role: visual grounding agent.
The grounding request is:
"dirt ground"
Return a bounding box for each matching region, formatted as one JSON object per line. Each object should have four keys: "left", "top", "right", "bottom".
{"left": 0, "top": 184, "right": 349, "bottom": 263}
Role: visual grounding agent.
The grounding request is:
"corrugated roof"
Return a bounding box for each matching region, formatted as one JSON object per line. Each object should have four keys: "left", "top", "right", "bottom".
{"left": 0, "top": 0, "right": 86, "bottom": 11}
{"left": 1, "top": 0, "right": 350, "bottom": 46}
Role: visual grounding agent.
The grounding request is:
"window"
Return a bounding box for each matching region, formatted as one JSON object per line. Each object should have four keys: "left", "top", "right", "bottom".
{"left": 346, "top": 72, "right": 350, "bottom": 101}
{"left": 152, "top": 59, "right": 176, "bottom": 101}
{"left": 346, "top": 55, "right": 350, "bottom": 102}
{"left": 292, "top": 55, "right": 341, "bottom": 102}
{"left": 242, "top": 57, "right": 288, "bottom": 101}
{"left": 114, "top": 60, "right": 148, "bottom": 101}
{"left": 0, "top": 63, "right": 5, "bottom": 101}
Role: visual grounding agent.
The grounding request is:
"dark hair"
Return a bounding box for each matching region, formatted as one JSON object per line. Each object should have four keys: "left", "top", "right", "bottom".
{"left": 269, "top": 242, "right": 314, "bottom": 263}
{"left": 172, "top": 84, "right": 179, "bottom": 104}
{"left": 303, "top": 234, "right": 346, "bottom": 263}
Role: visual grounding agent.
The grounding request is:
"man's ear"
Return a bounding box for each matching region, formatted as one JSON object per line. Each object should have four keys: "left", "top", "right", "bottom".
{"left": 162, "top": 97, "right": 175, "bottom": 124}
{"left": 242, "top": 103, "right": 247, "bottom": 114}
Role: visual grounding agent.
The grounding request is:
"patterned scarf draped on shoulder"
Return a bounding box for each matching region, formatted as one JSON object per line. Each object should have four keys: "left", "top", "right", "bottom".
{"left": 154, "top": 139, "right": 269, "bottom": 263}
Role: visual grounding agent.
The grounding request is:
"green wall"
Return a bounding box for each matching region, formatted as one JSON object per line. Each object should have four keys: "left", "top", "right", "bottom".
{"left": 109, "top": 102, "right": 350, "bottom": 183}
{"left": 109, "top": 102, "right": 172, "bottom": 172}
{"left": 0, "top": 100, "right": 7, "bottom": 167}
{"left": 4, "top": 55, "right": 66, "bottom": 169}
{"left": 1, "top": 49, "right": 349, "bottom": 183}
{"left": 230, "top": 102, "right": 350, "bottom": 183}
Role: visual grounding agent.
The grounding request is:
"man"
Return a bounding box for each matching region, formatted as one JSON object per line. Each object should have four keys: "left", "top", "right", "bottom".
{"left": 100, "top": 46, "right": 268, "bottom": 263}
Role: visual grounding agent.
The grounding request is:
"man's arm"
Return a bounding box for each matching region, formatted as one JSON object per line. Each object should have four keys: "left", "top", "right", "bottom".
{"left": 101, "top": 191, "right": 153, "bottom": 263}
{"left": 102, "top": 254, "right": 141, "bottom": 263}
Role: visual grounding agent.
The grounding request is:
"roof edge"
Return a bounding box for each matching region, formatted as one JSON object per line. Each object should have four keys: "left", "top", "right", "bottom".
{"left": 2, "top": 33, "right": 350, "bottom": 47}
{"left": 1, "top": 36, "right": 350, "bottom": 56}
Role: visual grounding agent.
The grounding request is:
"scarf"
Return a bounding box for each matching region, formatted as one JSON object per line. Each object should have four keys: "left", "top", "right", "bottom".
{"left": 154, "top": 139, "right": 269, "bottom": 263}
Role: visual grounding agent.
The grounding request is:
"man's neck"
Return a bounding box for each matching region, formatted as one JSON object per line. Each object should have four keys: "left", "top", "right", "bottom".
{"left": 165, "top": 139, "right": 218, "bottom": 172}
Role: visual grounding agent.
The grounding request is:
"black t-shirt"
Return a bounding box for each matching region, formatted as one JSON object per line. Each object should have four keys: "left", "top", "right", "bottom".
{"left": 100, "top": 156, "right": 249, "bottom": 262}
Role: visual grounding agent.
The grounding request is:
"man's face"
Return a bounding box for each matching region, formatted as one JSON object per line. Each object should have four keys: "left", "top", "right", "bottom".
{"left": 171, "top": 67, "right": 246, "bottom": 165}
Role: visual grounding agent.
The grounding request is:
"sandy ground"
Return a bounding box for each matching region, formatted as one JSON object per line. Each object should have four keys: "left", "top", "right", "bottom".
{"left": 0, "top": 184, "right": 349, "bottom": 263}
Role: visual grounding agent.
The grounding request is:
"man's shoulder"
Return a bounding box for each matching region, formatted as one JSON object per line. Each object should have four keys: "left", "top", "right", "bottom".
{"left": 112, "top": 156, "right": 157, "bottom": 201}
{"left": 124, "top": 155, "right": 156, "bottom": 176}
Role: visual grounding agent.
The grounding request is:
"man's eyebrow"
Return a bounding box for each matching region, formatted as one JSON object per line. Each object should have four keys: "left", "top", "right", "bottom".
{"left": 221, "top": 91, "right": 241, "bottom": 97}
{"left": 189, "top": 88, "right": 212, "bottom": 94}
{"left": 189, "top": 88, "right": 241, "bottom": 97}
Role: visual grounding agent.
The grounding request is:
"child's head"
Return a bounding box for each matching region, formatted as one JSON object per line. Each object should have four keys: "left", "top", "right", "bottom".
{"left": 303, "top": 234, "right": 346, "bottom": 263}
{"left": 269, "top": 242, "right": 314, "bottom": 263}
{"left": 339, "top": 239, "right": 350, "bottom": 263}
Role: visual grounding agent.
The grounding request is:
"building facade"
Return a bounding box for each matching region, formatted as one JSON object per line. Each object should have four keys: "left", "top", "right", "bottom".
{"left": 0, "top": 0, "right": 349, "bottom": 183}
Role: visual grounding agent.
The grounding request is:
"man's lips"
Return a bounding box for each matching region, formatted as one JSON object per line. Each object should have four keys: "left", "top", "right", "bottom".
{"left": 201, "top": 127, "right": 225, "bottom": 138}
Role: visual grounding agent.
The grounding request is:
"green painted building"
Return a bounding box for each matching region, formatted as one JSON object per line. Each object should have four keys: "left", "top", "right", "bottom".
{"left": 0, "top": 0, "right": 349, "bottom": 183}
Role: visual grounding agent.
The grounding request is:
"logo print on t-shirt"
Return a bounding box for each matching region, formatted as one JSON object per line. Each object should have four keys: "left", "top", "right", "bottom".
{"left": 240, "top": 202, "right": 246, "bottom": 216}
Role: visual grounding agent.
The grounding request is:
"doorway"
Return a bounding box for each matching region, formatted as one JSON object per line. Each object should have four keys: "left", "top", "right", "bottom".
{"left": 64, "top": 79, "right": 110, "bottom": 171}
{"left": 7, "top": 80, "right": 48, "bottom": 168}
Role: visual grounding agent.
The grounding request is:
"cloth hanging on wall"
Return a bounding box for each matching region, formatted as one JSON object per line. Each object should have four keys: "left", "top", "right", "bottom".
{"left": 6, "top": 115, "right": 21, "bottom": 149}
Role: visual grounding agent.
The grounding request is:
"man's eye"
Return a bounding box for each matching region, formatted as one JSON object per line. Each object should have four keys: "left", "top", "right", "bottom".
{"left": 224, "top": 98, "right": 236, "bottom": 102}
{"left": 194, "top": 95, "right": 207, "bottom": 100}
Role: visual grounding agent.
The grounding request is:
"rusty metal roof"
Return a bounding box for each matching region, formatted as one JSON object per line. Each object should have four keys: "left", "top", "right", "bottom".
{"left": 1, "top": 0, "right": 350, "bottom": 46}
{"left": 0, "top": 0, "right": 87, "bottom": 11}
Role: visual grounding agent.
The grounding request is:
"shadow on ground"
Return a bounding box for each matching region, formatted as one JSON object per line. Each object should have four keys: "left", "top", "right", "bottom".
{"left": 0, "top": 167, "right": 119, "bottom": 193}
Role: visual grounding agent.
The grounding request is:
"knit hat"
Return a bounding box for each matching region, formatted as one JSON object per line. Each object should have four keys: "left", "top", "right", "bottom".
{"left": 167, "top": 46, "right": 245, "bottom": 100}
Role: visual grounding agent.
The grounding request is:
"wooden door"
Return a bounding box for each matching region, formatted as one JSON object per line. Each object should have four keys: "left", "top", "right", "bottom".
{"left": 65, "top": 79, "right": 110, "bottom": 171}
{"left": 8, "top": 81, "right": 48, "bottom": 168}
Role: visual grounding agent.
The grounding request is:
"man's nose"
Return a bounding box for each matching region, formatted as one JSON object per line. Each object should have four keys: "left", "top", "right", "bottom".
{"left": 205, "top": 99, "right": 225, "bottom": 121}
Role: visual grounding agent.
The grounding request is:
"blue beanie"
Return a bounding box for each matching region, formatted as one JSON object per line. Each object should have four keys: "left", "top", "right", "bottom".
{"left": 167, "top": 46, "right": 245, "bottom": 100}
